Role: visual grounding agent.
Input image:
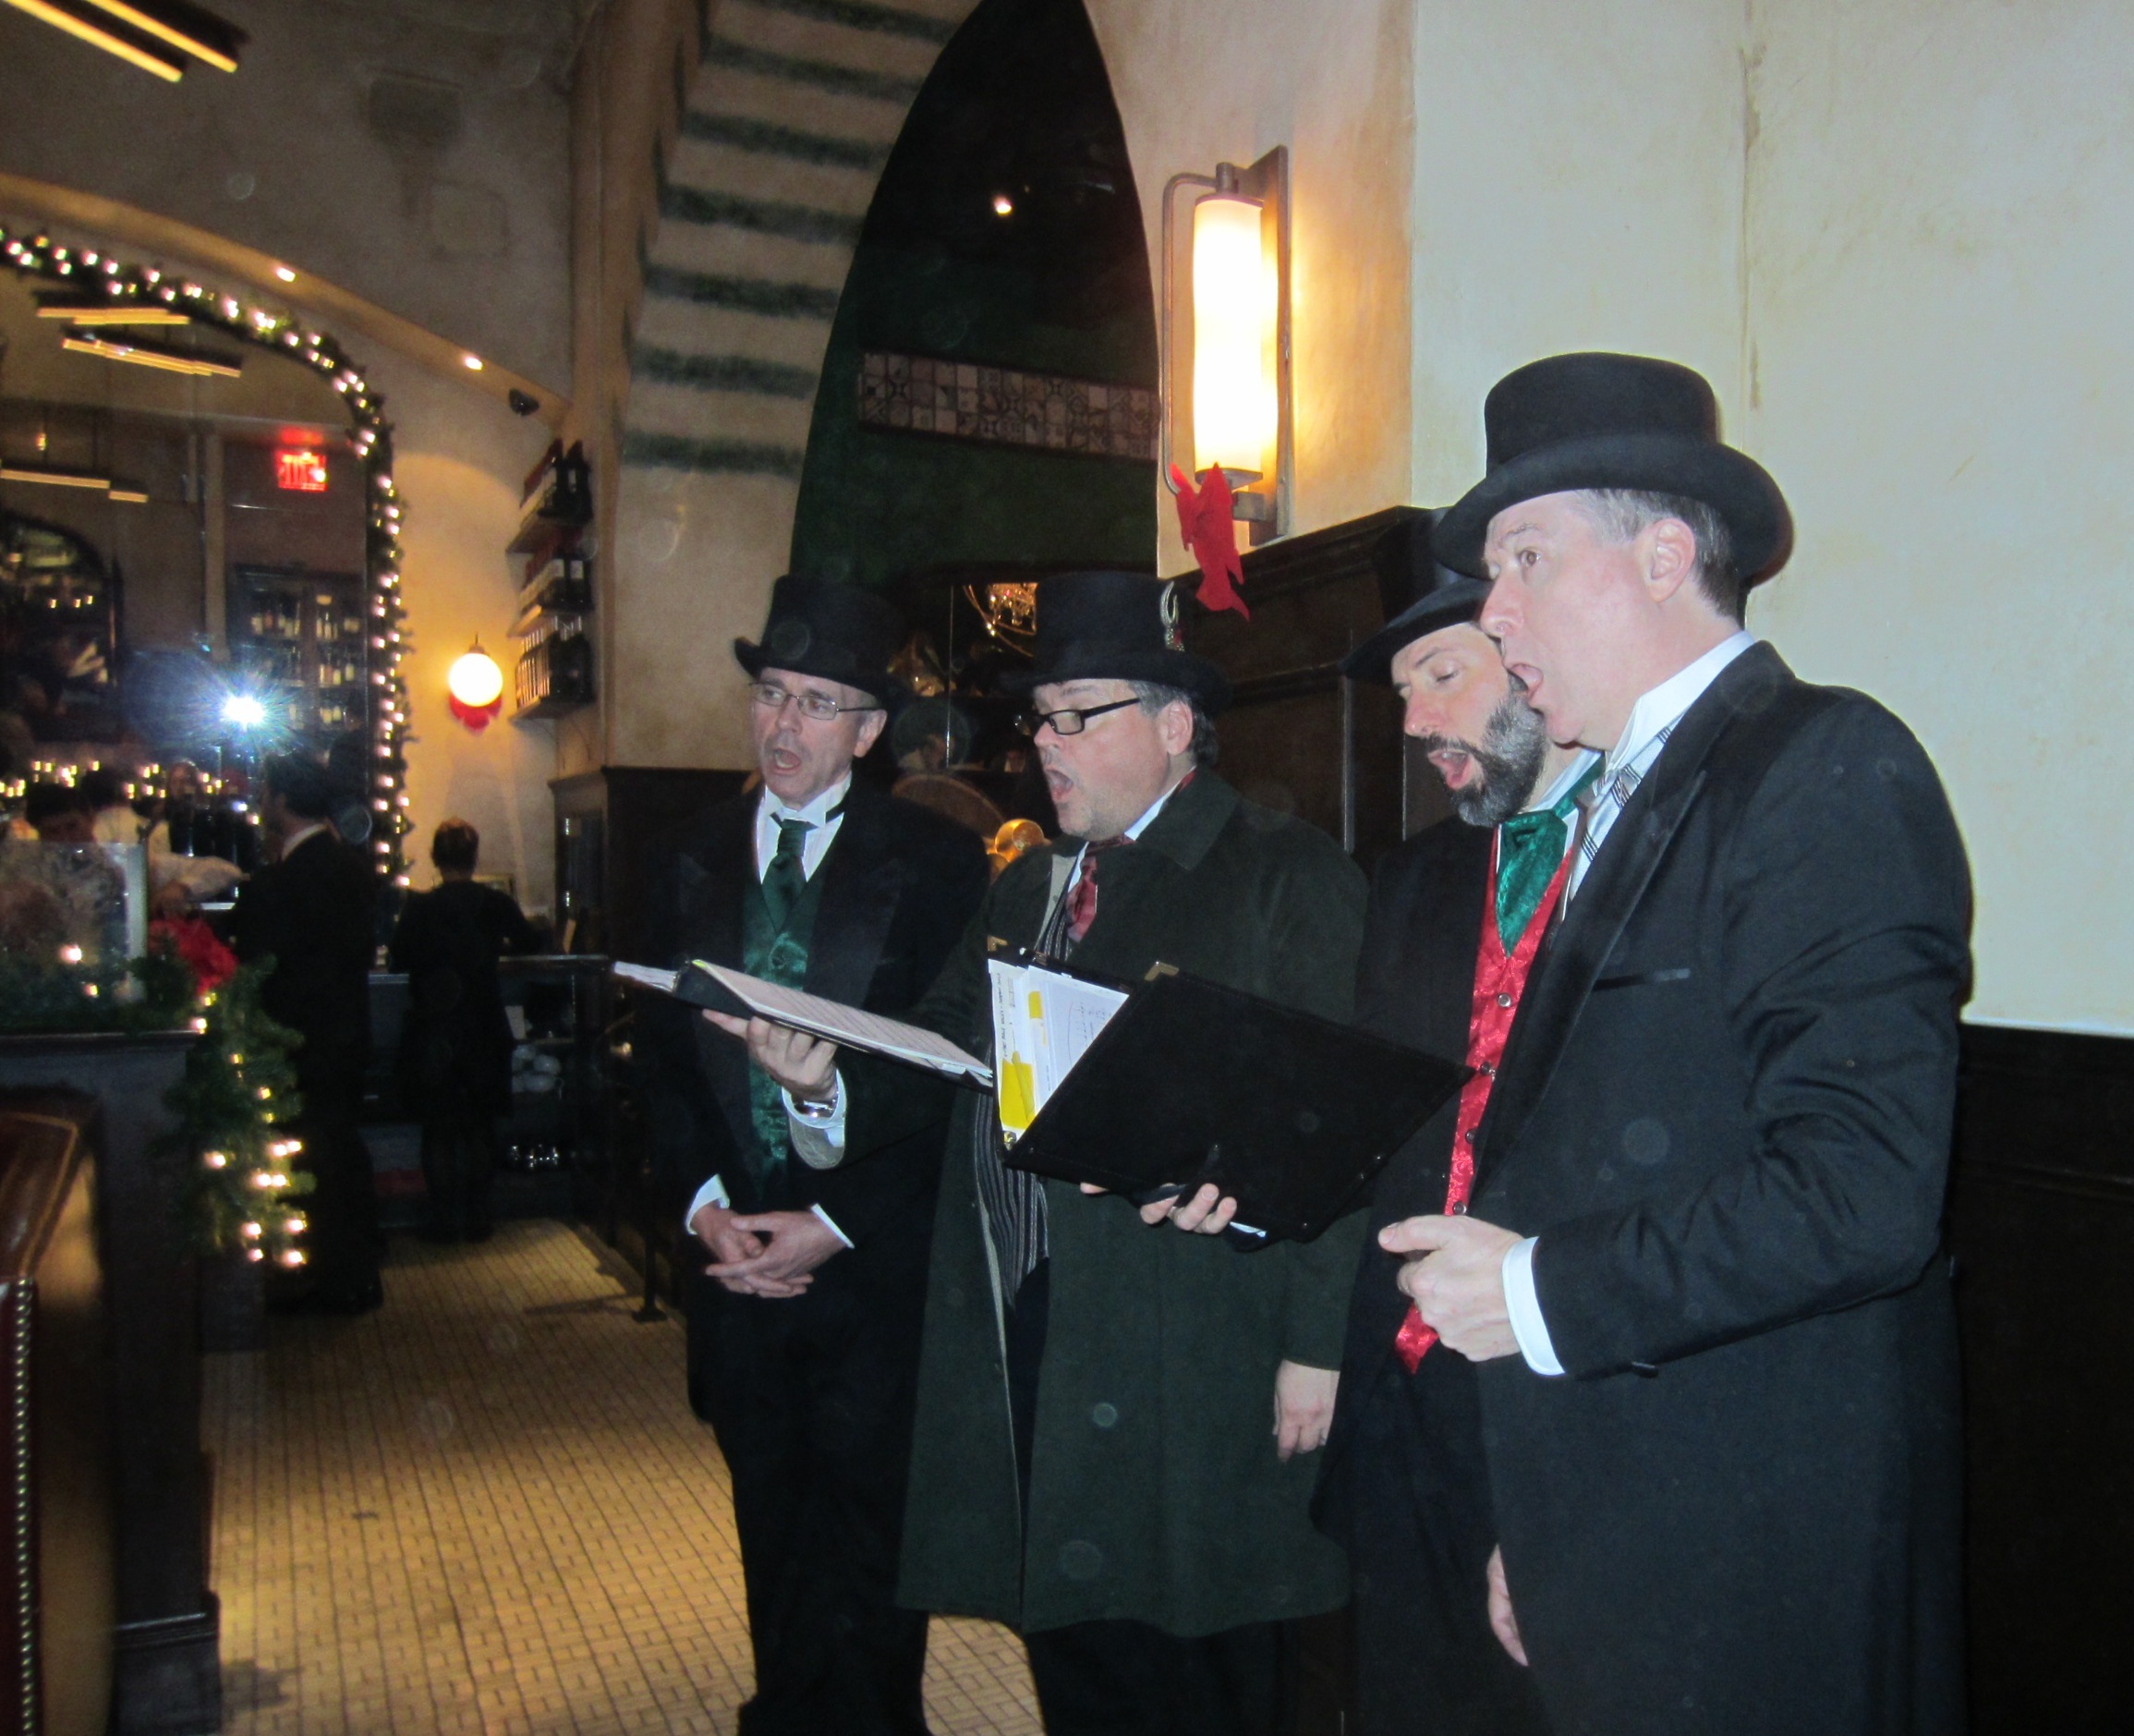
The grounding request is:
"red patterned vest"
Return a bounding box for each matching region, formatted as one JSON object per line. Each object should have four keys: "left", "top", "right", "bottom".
{"left": 1393, "top": 836, "right": 1572, "bottom": 1371}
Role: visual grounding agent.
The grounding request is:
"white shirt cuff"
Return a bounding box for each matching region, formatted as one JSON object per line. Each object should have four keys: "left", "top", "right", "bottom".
{"left": 1503, "top": 1237, "right": 1567, "bottom": 1377}
{"left": 782, "top": 1070, "right": 847, "bottom": 1170}
{"left": 685, "top": 1173, "right": 730, "bottom": 1234}
{"left": 685, "top": 1173, "right": 852, "bottom": 1249}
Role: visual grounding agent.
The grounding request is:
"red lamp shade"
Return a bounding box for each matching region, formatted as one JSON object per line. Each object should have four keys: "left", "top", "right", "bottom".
{"left": 447, "top": 643, "right": 503, "bottom": 732}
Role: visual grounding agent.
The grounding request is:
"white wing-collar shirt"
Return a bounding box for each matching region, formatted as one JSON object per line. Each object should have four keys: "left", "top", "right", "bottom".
{"left": 685, "top": 772, "right": 856, "bottom": 1244}
{"left": 1503, "top": 629, "right": 1758, "bottom": 1376}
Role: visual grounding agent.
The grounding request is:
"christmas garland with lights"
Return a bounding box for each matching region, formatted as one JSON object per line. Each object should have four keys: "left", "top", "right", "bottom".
{"left": 165, "top": 960, "right": 313, "bottom": 1269}
{"left": 0, "top": 225, "right": 416, "bottom": 885}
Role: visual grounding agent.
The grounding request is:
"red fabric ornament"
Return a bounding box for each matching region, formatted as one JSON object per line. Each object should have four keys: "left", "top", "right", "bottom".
{"left": 1169, "top": 464, "right": 1251, "bottom": 619}
{"left": 152, "top": 915, "right": 238, "bottom": 997}
{"left": 449, "top": 692, "right": 503, "bottom": 733}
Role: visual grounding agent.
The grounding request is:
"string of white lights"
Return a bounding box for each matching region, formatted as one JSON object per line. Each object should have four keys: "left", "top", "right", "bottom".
{"left": 0, "top": 225, "right": 415, "bottom": 885}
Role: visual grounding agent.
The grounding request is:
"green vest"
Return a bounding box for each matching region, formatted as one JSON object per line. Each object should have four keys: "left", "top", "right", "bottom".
{"left": 739, "top": 864, "right": 827, "bottom": 1184}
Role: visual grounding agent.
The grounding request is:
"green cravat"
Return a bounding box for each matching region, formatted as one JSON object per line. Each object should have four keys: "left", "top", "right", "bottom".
{"left": 1496, "top": 766, "right": 1600, "bottom": 948}
{"left": 760, "top": 815, "right": 812, "bottom": 934}
{"left": 747, "top": 816, "right": 815, "bottom": 1167}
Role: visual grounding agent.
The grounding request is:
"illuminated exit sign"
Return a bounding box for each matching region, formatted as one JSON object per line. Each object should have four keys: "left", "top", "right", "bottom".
{"left": 276, "top": 448, "right": 328, "bottom": 492}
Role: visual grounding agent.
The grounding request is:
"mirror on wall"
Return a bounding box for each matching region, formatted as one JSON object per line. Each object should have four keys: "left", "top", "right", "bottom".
{"left": 0, "top": 236, "right": 387, "bottom": 872}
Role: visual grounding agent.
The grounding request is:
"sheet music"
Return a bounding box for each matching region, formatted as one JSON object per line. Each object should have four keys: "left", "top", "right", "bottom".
{"left": 988, "top": 958, "right": 1129, "bottom": 1144}
{"left": 610, "top": 959, "right": 994, "bottom": 1085}
{"left": 612, "top": 961, "right": 680, "bottom": 994}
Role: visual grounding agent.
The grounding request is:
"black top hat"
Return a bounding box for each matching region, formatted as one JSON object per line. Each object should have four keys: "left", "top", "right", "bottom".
{"left": 733, "top": 574, "right": 905, "bottom": 706}
{"left": 1434, "top": 353, "right": 1791, "bottom": 585}
{"left": 999, "top": 571, "right": 1231, "bottom": 714}
{"left": 1340, "top": 510, "right": 1492, "bottom": 685}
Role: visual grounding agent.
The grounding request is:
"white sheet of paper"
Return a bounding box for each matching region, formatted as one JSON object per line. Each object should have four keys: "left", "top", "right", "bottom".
{"left": 612, "top": 961, "right": 680, "bottom": 994}
{"left": 697, "top": 962, "right": 994, "bottom": 1085}
{"left": 988, "top": 958, "right": 1128, "bottom": 1143}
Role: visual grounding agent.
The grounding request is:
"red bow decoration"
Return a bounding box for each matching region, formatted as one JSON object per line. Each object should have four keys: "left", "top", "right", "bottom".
{"left": 1170, "top": 464, "right": 1251, "bottom": 619}
{"left": 449, "top": 692, "right": 503, "bottom": 733}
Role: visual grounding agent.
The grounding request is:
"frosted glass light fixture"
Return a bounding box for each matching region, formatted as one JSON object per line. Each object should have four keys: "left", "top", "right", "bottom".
{"left": 1160, "top": 147, "right": 1291, "bottom": 543}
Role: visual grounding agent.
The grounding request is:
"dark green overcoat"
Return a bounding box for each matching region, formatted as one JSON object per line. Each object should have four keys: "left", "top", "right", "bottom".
{"left": 890, "top": 771, "right": 1368, "bottom": 1637}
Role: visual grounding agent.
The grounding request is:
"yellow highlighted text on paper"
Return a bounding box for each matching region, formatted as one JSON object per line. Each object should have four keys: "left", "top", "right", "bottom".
{"left": 999, "top": 1055, "right": 1038, "bottom": 1135}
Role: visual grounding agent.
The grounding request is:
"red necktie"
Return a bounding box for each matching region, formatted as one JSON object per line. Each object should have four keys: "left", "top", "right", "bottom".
{"left": 1065, "top": 838, "right": 1123, "bottom": 945}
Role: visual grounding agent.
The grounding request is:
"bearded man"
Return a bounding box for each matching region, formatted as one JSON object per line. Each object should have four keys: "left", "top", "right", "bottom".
{"left": 1307, "top": 542, "right": 1590, "bottom": 1735}
{"left": 1384, "top": 354, "right": 1970, "bottom": 1734}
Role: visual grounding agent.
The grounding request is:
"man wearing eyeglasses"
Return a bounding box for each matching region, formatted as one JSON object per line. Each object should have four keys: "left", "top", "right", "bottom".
{"left": 742, "top": 570, "right": 1369, "bottom": 1735}
{"left": 633, "top": 574, "right": 988, "bottom": 1736}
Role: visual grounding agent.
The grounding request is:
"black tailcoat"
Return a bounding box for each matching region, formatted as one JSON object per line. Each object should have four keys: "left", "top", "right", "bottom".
{"left": 1471, "top": 644, "right": 1970, "bottom": 1735}
{"left": 230, "top": 829, "right": 380, "bottom": 1298}
{"left": 1315, "top": 816, "right": 1549, "bottom": 1734}
{"left": 634, "top": 779, "right": 988, "bottom": 1736}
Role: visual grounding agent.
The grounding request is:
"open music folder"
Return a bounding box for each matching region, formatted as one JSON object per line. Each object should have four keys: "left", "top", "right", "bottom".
{"left": 999, "top": 965, "right": 1469, "bottom": 1244}
{"left": 615, "top": 955, "right": 1466, "bottom": 1244}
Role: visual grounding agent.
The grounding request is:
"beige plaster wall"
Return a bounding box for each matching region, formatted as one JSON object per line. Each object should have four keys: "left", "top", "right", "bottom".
{"left": 1738, "top": 0, "right": 2133, "bottom": 1034}
{"left": 1406, "top": 0, "right": 1747, "bottom": 504}
{"left": 1085, "top": 0, "right": 1417, "bottom": 571}
{"left": 361, "top": 351, "right": 558, "bottom": 916}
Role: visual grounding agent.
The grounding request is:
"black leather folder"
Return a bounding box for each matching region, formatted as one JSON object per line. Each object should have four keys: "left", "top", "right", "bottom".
{"left": 1001, "top": 967, "right": 1467, "bottom": 1244}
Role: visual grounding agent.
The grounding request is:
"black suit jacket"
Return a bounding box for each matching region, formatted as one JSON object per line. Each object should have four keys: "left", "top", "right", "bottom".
{"left": 635, "top": 779, "right": 989, "bottom": 1260}
{"left": 1471, "top": 644, "right": 1971, "bottom": 1735}
{"left": 230, "top": 829, "right": 378, "bottom": 1101}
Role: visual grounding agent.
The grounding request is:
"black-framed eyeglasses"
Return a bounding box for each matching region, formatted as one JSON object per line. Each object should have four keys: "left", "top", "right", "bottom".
{"left": 748, "top": 681, "right": 881, "bottom": 722}
{"left": 1015, "top": 697, "right": 1141, "bottom": 738}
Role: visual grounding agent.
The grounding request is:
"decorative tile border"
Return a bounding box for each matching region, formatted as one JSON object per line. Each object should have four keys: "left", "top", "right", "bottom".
{"left": 857, "top": 351, "right": 1158, "bottom": 461}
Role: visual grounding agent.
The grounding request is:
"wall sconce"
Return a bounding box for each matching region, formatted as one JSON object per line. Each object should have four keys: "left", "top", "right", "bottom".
{"left": 1159, "top": 146, "right": 1291, "bottom": 544}
{"left": 447, "top": 641, "right": 503, "bottom": 733}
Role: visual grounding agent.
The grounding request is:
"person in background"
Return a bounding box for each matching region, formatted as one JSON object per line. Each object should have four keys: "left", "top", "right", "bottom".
{"left": 24, "top": 782, "right": 94, "bottom": 844}
{"left": 82, "top": 767, "right": 143, "bottom": 844}
{"left": 231, "top": 753, "right": 382, "bottom": 1313}
{"left": 389, "top": 819, "right": 540, "bottom": 1243}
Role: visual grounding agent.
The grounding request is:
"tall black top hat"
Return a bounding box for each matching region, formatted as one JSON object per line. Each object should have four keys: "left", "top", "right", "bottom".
{"left": 1433, "top": 353, "right": 1791, "bottom": 585}
{"left": 999, "top": 571, "right": 1231, "bottom": 714}
{"left": 733, "top": 575, "right": 905, "bottom": 706}
{"left": 1340, "top": 510, "right": 1492, "bottom": 685}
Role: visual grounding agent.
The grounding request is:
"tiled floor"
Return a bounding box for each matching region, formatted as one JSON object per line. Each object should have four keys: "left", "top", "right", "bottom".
{"left": 203, "top": 1220, "right": 1042, "bottom": 1735}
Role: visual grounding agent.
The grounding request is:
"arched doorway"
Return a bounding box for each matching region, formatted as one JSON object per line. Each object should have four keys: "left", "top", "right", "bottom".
{"left": 790, "top": 0, "right": 1157, "bottom": 807}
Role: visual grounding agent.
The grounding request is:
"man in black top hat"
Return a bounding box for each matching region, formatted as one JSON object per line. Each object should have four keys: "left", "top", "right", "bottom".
{"left": 231, "top": 752, "right": 382, "bottom": 1312}
{"left": 1381, "top": 355, "right": 1970, "bottom": 1733}
{"left": 1299, "top": 522, "right": 1589, "bottom": 1735}
{"left": 746, "top": 571, "right": 1368, "bottom": 1736}
{"left": 634, "top": 575, "right": 988, "bottom": 1736}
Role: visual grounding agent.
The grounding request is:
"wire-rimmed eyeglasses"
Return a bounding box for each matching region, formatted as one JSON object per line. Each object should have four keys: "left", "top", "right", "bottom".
{"left": 1015, "top": 697, "right": 1141, "bottom": 738}
{"left": 748, "top": 681, "right": 881, "bottom": 722}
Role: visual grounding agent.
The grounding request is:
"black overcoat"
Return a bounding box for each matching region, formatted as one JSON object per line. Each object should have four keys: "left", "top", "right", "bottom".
{"left": 1470, "top": 643, "right": 1971, "bottom": 1734}
{"left": 1315, "top": 816, "right": 1551, "bottom": 1734}
{"left": 635, "top": 779, "right": 991, "bottom": 1328}
{"left": 894, "top": 771, "right": 1369, "bottom": 1637}
{"left": 632, "top": 780, "right": 988, "bottom": 1732}
{"left": 389, "top": 880, "right": 540, "bottom": 1120}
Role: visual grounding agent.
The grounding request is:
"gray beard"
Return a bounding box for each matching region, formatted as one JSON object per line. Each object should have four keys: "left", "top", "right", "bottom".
{"left": 1425, "top": 689, "right": 1550, "bottom": 828}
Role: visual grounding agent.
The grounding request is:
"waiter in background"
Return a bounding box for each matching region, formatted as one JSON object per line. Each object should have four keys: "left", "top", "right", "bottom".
{"left": 636, "top": 575, "right": 988, "bottom": 1736}
{"left": 232, "top": 752, "right": 381, "bottom": 1313}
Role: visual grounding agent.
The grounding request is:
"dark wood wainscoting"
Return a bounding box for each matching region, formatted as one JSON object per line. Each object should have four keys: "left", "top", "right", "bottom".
{"left": 1949, "top": 1022, "right": 2134, "bottom": 1734}
{"left": 1182, "top": 507, "right": 1452, "bottom": 868}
